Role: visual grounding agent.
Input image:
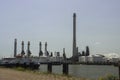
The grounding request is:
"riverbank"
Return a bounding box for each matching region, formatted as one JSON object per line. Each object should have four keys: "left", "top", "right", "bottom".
{"left": 0, "top": 67, "right": 87, "bottom": 80}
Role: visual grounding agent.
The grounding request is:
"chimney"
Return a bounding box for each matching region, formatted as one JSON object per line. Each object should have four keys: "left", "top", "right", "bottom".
{"left": 39, "top": 42, "right": 43, "bottom": 57}
{"left": 21, "top": 41, "right": 25, "bottom": 56}
{"left": 73, "top": 13, "right": 77, "bottom": 57}
{"left": 14, "top": 38, "right": 17, "bottom": 57}
{"left": 27, "top": 41, "right": 31, "bottom": 57}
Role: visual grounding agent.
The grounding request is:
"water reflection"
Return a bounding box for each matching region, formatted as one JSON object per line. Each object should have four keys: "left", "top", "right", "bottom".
{"left": 39, "top": 64, "right": 119, "bottom": 79}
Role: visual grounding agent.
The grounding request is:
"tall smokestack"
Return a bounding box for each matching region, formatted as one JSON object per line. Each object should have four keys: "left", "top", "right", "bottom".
{"left": 40, "top": 42, "right": 42, "bottom": 52}
{"left": 63, "top": 48, "right": 66, "bottom": 59}
{"left": 27, "top": 41, "right": 31, "bottom": 57}
{"left": 21, "top": 41, "right": 25, "bottom": 56}
{"left": 45, "top": 42, "right": 47, "bottom": 56}
{"left": 73, "top": 13, "right": 77, "bottom": 57}
{"left": 45, "top": 42, "right": 49, "bottom": 56}
{"left": 28, "top": 41, "right": 30, "bottom": 50}
{"left": 22, "top": 41, "right": 24, "bottom": 52}
{"left": 14, "top": 38, "right": 17, "bottom": 57}
{"left": 39, "top": 42, "right": 43, "bottom": 57}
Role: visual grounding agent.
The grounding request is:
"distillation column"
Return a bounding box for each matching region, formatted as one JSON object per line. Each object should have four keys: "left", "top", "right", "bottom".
{"left": 45, "top": 42, "right": 49, "bottom": 56}
{"left": 21, "top": 41, "right": 25, "bottom": 56}
{"left": 27, "top": 41, "right": 31, "bottom": 57}
{"left": 73, "top": 13, "right": 77, "bottom": 57}
{"left": 39, "top": 42, "right": 43, "bottom": 57}
{"left": 14, "top": 38, "right": 17, "bottom": 57}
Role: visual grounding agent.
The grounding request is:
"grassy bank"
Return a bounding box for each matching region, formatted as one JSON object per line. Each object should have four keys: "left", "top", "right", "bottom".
{"left": 0, "top": 67, "right": 118, "bottom": 80}
{"left": 0, "top": 67, "right": 87, "bottom": 80}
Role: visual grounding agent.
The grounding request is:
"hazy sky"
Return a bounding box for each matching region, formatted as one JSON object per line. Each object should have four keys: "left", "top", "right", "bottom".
{"left": 0, "top": 0, "right": 120, "bottom": 58}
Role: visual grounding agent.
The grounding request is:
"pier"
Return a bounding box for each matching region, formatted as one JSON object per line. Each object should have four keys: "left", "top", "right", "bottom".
{"left": 0, "top": 12, "right": 119, "bottom": 80}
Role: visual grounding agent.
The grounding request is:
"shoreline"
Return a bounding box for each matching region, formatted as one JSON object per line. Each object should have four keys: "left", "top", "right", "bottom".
{"left": 0, "top": 67, "right": 87, "bottom": 80}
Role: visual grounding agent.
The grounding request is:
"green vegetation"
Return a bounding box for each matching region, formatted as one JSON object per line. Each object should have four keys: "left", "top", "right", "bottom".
{"left": 3, "top": 67, "right": 118, "bottom": 80}
{"left": 12, "top": 67, "right": 87, "bottom": 80}
{"left": 13, "top": 67, "right": 26, "bottom": 71}
{"left": 98, "top": 74, "right": 118, "bottom": 80}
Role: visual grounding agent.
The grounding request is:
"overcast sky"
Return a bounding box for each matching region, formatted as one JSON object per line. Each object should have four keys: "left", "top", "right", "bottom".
{"left": 0, "top": 0, "right": 120, "bottom": 58}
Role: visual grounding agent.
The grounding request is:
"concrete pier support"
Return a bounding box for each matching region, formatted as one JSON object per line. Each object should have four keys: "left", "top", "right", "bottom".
{"left": 47, "top": 63, "right": 52, "bottom": 73}
{"left": 118, "top": 65, "right": 120, "bottom": 80}
{"left": 63, "top": 63, "right": 68, "bottom": 75}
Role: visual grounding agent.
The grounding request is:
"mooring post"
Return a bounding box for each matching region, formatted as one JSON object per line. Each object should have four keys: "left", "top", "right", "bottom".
{"left": 63, "top": 63, "right": 69, "bottom": 75}
{"left": 117, "top": 61, "right": 120, "bottom": 80}
{"left": 119, "top": 66, "right": 120, "bottom": 80}
{"left": 47, "top": 62, "right": 52, "bottom": 73}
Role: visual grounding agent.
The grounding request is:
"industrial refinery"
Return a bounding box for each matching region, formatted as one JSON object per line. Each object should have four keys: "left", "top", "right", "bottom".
{"left": 0, "top": 13, "right": 88, "bottom": 68}
{"left": 0, "top": 13, "right": 118, "bottom": 69}
{"left": 12, "top": 13, "right": 89, "bottom": 62}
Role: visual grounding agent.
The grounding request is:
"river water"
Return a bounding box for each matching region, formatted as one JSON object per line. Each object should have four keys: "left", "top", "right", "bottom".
{"left": 39, "top": 64, "right": 119, "bottom": 80}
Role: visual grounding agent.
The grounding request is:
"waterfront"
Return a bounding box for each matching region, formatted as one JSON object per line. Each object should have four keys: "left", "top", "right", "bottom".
{"left": 0, "top": 67, "right": 85, "bottom": 80}
{"left": 39, "top": 64, "right": 119, "bottom": 80}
